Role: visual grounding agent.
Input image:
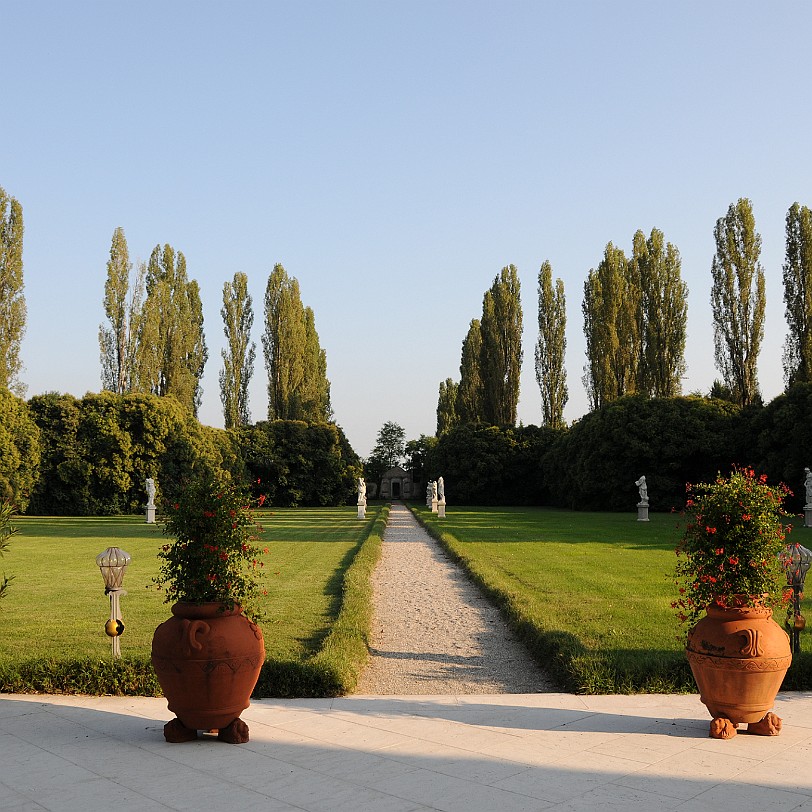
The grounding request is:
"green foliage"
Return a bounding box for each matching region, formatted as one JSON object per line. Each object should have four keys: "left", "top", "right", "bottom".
{"left": 0, "top": 656, "right": 161, "bottom": 696}
{"left": 219, "top": 271, "right": 256, "bottom": 428}
{"left": 27, "top": 392, "right": 228, "bottom": 515}
{"left": 634, "top": 227, "right": 688, "bottom": 397}
{"left": 262, "top": 264, "right": 331, "bottom": 422}
{"left": 673, "top": 467, "right": 791, "bottom": 628}
{"left": 427, "top": 423, "right": 559, "bottom": 505}
{"left": 544, "top": 395, "right": 745, "bottom": 511}
{"left": 156, "top": 473, "right": 266, "bottom": 615}
{"left": 711, "top": 198, "right": 765, "bottom": 406}
{"left": 0, "top": 388, "right": 41, "bottom": 511}
{"left": 135, "top": 244, "right": 208, "bottom": 416}
{"left": 480, "top": 264, "right": 523, "bottom": 425}
{"left": 370, "top": 420, "right": 405, "bottom": 470}
{"left": 0, "top": 500, "right": 17, "bottom": 601}
{"left": 582, "top": 242, "right": 640, "bottom": 409}
{"left": 456, "top": 318, "right": 484, "bottom": 423}
{"left": 99, "top": 227, "right": 145, "bottom": 395}
{"left": 535, "top": 260, "right": 568, "bottom": 428}
{"left": 436, "top": 378, "right": 459, "bottom": 436}
{"left": 782, "top": 202, "right": 812, "bottom": 385}
{"left": 0, "top": 185, "right": 26, "bottom": 396}
{"left": 747, "top": 381, "right": 812, "bottom": 513}
{"left": 238, "top": 420, "right": 359, "bottom": 507}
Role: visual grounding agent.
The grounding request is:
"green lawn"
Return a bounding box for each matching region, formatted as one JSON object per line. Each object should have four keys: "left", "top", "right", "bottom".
{"left": 0, "top": 507, "right": 384, "bottom": 686}
{"left": 412, "top": 505, "right": 812, "bottom": 693}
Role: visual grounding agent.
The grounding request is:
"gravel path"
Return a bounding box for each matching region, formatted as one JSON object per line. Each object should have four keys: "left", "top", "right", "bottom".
{"left": 354, "top": 503, "right": 555, "bottom": 695}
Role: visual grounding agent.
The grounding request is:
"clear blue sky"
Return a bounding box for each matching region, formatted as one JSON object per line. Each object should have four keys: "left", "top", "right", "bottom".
{"left": 3, "top": 1, "right": 811, "bottom": 458}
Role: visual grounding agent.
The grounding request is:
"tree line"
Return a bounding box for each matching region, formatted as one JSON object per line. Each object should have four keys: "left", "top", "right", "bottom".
{"left": 98, "top": 227, "right": 331, "bottom": 427}
{"left": 0, "top": 390, "right": 360, "bottom": 514}
{"left": 435, "top": 197, "right": 812, "bottom": 432}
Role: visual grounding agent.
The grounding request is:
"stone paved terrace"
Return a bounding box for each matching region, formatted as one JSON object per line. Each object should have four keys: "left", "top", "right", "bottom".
{"left": 3, "top": 691, "right": 812, "bottom": 810}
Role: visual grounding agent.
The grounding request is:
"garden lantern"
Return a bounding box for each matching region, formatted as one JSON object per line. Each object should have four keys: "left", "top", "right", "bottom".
{"left": 96, "top": 547, "right": 130, "bottom": 658}
{"left": 779, "top": 542, "right": 812, "bottom": 653}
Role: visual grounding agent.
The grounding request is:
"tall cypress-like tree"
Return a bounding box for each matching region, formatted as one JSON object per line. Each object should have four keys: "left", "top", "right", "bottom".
{"left": 0, "top": 186, "right": 26, "bottom": 395}
{"left": 582, "top": 243, "right": 639, "bottom": 410}
{"left": 262, "top": 263, "right": 330, "bottom": 422}
{"left": 456, "top": 318, "right": 484, "bottom": 424}
{"left": 135, "top": 244, "right": 208, "bottom": 416}
{"left": 436, "top": 378, "right": 459, "bottom": 436}
{"left": 219, "top": 272, "right": 256, "bottom": 428}
{"left": 782, "top": 202, "right": 812, "bottom": 385}
{"left": 710, "top": 198, "right": 765, "bottom": 407}
{"left": 534, "top": 260, "right": 567, "bottom": 428}
{"left": 99, "top": 227, "right": 145, "bottom": 395}
{"left": 480, "top": 264, "right": 523, "bottom": 426}
{"left": 633, "top": 228, "right": 688, "bottom": 397}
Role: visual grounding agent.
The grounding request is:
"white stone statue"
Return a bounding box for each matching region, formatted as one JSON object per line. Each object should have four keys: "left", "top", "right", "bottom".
{"left": 437, "top": 477, "right": 445, "bottom": 502}
{"left": 357, "top": 477, "right": 367, "bottom": 505}
{"left": 431, "top": 481, "right": 438, "bottom": 500}
{"left": 145, "top": 477, "right": 156, "bottom": 508}
{"left": 805, "top": 468, "right": 812, "bottom": 506}
{"left": 635, "top": 475, "right": 648, "bottom": 505}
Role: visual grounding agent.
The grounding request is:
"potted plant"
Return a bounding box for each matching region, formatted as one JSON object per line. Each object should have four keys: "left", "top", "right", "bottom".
{"left": 673, "top": 466, "right": 793, "bottom": 739}
{"left": 151, "top": 473, "right": 267, "bottom": 743}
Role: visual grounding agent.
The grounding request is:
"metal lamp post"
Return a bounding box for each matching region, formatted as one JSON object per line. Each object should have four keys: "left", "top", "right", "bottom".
{"left": 96, "top": 547, "right": 130, "bottom": 658}
{"left": 779, "top": 542, "right": 812, "bottom": 653}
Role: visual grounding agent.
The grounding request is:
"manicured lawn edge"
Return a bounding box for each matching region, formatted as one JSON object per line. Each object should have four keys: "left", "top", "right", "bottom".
{"left": 410, "top": 504, "right": 812, "bottom": 693}
{"left": 0, "top": 506, "right": 388, "bottom": 697}
{"left": 253, "top": 504, "right": 388, "bottom": 697}
{"left": 410, "top": 504, "right": 694, "bottom": 694}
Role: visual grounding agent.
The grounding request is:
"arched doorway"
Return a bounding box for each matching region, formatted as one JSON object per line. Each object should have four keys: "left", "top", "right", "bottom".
{"left": 392, "top": 481, "right": 401, "bottom": 498}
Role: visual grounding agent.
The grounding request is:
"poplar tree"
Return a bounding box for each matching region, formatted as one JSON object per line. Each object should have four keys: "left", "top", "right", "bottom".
{"left": 262, "top": 264, "right": 330, "bottom": 422}
{"left": 480, "top": 264, "right": 523, "bottom": 426}
{"left": 99, "top": 227, "right": 145, "bottom": 395}
{"left": 135, "top": 244, "right": 208, "bottom": 416}
{"left": 582, "top": 243, "right": 639, "bottom": 410}
{"left": 436, "top": 378, "right": 459, "bottom": 436}
{"left": 456, "top": 319, "right": 484, "bottom": 424}
{"left": 710, "top": 198, "right": 765, "bottom": 407}
{"left": 534, "top": 260, "right": 567, "bottom": 428}
{"left": 0, "top": 186, "right": 26, "bottom": 395}
{"left": 219, "top": 272, "right": 255, "bottom": 428}
{"left": 633, "top": 228, "right": 688, "bottom": 397}
{"left": 782, "top": 202, "right": 812, "bottom": 385}
{"left": 300, "top": 306, "right": 331, "bottom": 421}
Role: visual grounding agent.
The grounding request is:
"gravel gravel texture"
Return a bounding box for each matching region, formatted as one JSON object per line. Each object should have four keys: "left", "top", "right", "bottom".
{"left": 354, "top": 503, "right": 555, "bottom": 695}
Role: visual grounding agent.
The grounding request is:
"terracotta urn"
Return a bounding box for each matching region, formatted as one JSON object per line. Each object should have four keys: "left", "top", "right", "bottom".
{"left": 685, "top": 602, "right": 791, "bottom": 739}
{"left": 151, "top": 602, "right": 265, "bottom": 743}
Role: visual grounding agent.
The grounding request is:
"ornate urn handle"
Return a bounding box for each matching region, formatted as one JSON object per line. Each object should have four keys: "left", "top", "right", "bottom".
{"left": 180, "top": 619, "right": 211, "bottom": 656}
{"left": 740, "top": 628, "right": 763, "bottom": 657}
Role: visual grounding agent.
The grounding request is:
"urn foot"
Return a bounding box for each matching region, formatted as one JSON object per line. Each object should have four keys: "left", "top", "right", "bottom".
{"left": 164, "top": 717, "right": 199, "bottom": 743}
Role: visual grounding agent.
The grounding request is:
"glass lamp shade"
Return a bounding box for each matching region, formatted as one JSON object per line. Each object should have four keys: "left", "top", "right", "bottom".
{"left": 781, "top": 543, "right": 812, "bottom": 588}
{"left": 96, "top": 547, "right": 131, "bottom": 590}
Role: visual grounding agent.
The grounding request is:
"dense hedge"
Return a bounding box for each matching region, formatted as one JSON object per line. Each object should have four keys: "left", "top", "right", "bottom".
{"left": 425, "top": 387, "right": 812, "bottom": 511}
{"left": 0, "top": 390, "right": 360, "bottom": 515}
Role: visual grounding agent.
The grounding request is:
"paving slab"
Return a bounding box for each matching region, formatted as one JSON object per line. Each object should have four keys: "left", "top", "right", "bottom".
{"left": 2, "top": 692, "right": 812, "bottom": 811}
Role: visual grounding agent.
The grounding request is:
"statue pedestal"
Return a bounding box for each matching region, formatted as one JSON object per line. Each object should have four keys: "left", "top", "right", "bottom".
{"left": 431, "top": 498, "right": 438, "bottom": 514}
{"left": 145, "top": 505, "right": 156, "bottom": 524}
{"left": 637, "top": 503, "right": 649, "bottom": 522}
{"left": 357, "top": 504, "right": 366, "bottom": 520}
{"left": 805, "top": 506, "right": 812, "bottom": 528}
{"left": 438, "top": 501, "right": 446, "bottom": 518}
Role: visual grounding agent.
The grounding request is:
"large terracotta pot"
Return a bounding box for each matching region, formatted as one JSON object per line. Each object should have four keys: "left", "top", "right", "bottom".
{"left": 685, "top": 602, "right": 791, "bottom": 738}
{"left": 151, "top": 602, "right": 265, "bottom": 743}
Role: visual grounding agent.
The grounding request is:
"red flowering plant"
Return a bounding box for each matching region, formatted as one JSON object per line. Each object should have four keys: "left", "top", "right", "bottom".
{"left": 673, "top": 466, "right": 792, "bottom": 630}
{"left": 153, "top": 473, "right": 267, "bottom": 618}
